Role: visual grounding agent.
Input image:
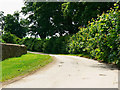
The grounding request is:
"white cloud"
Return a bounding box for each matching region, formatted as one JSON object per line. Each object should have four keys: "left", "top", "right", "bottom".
{"left": 0, "top": 0, "right": 24, "bottom": 15}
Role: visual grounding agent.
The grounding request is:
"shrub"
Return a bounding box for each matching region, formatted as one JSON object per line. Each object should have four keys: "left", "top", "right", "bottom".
{"left": 33, "top": 39, "right": 44, "bottom": 52}
{"left": 22, "top": 38, "right": 45, "bottom": 52}
{"left": 22, "top": 38, "right": 36, "bottom": 51}
{"left": 68, "top": 3, "right": 120, "bottom": 65}
{"left": 43, "top": 36, "right": 70, "bottom": 54}
{"left": 68, "top": 28, "right": 89, "bottom": 54}
{"left": 2, "top": 32, "right": 21, "bottom": 44}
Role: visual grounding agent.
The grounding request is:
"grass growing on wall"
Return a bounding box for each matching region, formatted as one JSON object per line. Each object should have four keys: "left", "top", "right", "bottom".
{"left": 0, "top": 53, "right": 53, "bottom": 82}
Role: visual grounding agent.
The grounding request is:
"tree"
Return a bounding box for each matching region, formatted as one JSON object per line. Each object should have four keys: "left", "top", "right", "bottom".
{"left": 22, "top": 2, "right": 66, "bottom": 39}
{"left": 21, "top": 2, "right": 114, "bottom": 39}
{"left": 62, "top": 2, "right": 114, "bottom": 27}
{"left": 3, "top": 12, "right": 27, "bottom": 38}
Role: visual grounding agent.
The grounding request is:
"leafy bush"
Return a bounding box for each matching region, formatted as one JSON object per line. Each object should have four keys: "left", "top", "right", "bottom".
{"left": 43, "top": 36, "right": 70, "bottom": 54}
{"left": 68, "top": 28, "right": 89, "bottom": 54}
{"left": 0, "top": 35, "right": 5, "bottom": 43}
{"left": 22, "top": 36, "right": 70, "bottom": 54}
{"left": 2, "top": 32, "right": 21, "bottom": 44}
{"left": 22, "top": 38, "right": 44, "bottom": 52}
{"left": 22, "top": 38, "right": 36, "bottom": 51}
{"left": 33, "top": 39, "right": 44, "bottom": 52}
{"left": 68, "top": 3, "right": 120, "bottom": 65}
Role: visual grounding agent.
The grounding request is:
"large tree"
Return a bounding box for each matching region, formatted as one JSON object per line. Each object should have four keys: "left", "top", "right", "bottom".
{"left": 22, "top": 2, "right": 67, "bottom": 38}
{"left": 21, "top": 2, "right": 114, "bottom": 39}
{"left": 62, "top": 2, "right": 114, "bottom": 30}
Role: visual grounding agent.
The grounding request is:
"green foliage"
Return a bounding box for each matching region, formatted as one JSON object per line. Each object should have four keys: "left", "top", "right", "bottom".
{"left": 22, "top": 2, "right": 65, "bottom": 39}
{"left": 43, "top": 36, "right": 70, "bottom": 54}
{"left": 21, "top": 2, "right": 114, "bottom": 38}
{"left": 68, "top": 3, "right": 120, "bottom": 65}
{"left": 0, "top": 34, "right": 5, "bottom": 43}
{"left": 68, "top": 28, "right": 88, "bottom": 54}
{"left": 21, "top": 36, "right": 69, "bottom": 54}
{"left": 2, "top": 12, "right": 28, "bottom": 38}
{"left": 22, "top": 38, "right": 44, "bottom": 52}
{"left": 2, "top": 32, "right": 21, "bottom": 44}
{"left": 62, "top": 2, "right": 114, "bottom": 26}
{"left": 22, "top": 38, "right": 35, "bottom": 51}
{"left": 22, "top": 36, "right": 70, "bottom": 54}
{"left": 33, "top": 39, "right": 44, "bottom": 52}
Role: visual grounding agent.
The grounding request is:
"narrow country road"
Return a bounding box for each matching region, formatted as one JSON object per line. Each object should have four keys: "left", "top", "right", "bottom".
{"left": 2, "top": 52, "right": 118, "bottom": 88}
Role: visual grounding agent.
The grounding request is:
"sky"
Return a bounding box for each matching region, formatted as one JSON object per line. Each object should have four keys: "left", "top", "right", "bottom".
{"left": 0, "top": 0, "right": 24, "bottom": 16}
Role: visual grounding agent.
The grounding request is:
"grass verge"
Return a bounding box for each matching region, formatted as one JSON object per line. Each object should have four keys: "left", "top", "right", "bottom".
{"left": 0, "top": 53, "right": 53, "bottom": 82}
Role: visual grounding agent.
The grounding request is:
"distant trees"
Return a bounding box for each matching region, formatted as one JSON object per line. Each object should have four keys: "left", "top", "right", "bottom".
{"left": 1, "top": 11, "right": 28, "bottom": 38}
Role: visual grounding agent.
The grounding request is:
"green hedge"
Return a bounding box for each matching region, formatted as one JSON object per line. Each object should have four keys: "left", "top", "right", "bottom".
{"left": 43, "top": 36, "right": 70, "bottom": 54}
{"left": 68, "top": 3, "right": 120, "bottom": 65}
{"left": 2, "top": 32, "right": 22, "bottom": 44}
{"left": 22, "top": 38, "right": 44, "bottom": 52}
{"left": 22, "top": 36, "right": 70, "bottom": 54}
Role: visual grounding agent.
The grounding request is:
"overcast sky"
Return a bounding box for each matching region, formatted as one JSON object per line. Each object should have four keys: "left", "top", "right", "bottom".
{"left": 0, "top": 0, "right": 24, "bottom": 15}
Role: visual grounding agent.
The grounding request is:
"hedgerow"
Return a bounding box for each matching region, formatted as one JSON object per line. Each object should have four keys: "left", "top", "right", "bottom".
{"left": 22, "top": 38, "right": 44, "bottom": 52}
{"left": 43, "top": 36, "right": 70, "bottom": 54}
{"left": 68, "top": 3, "right": 120, "bottom": 65}
{"left": 22, "top": 36, "right": 70, "bottom": 54}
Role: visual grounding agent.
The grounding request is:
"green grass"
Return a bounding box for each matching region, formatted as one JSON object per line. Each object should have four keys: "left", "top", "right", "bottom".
{"left": 0, "top": 53, "right": 53, "bottom": 82}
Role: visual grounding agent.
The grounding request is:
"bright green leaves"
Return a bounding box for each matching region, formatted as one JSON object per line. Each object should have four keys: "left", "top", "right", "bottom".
{"left": 68, "top": 3, "right": 120, "bottom": 65}
{"left": 62, "top": 2, "right": 70, "bottom": 17}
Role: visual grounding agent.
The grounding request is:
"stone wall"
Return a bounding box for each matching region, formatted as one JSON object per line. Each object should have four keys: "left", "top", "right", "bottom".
{"left": 1, "top": 43, "right": 27, "bottom": 60}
